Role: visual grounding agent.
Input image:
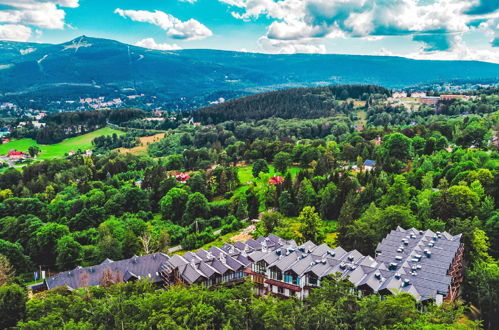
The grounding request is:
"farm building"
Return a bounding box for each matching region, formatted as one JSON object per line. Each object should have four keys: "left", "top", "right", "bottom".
{"left": 7, "top": 150, "right": 27, "bottom": 160}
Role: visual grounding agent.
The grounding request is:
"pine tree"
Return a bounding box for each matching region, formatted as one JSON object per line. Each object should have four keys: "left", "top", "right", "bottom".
{"left": 246, "top": 189, "right": 260, "bottom": 219}
{"left": 298, "top": 206, "right": 325, "bottom": 244}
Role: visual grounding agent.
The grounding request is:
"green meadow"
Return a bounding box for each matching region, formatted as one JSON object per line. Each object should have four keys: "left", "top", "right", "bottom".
{"left": 0, "top": 127, "right": 124, "bottom": 160}
{"left": 237, "top": 164, "right": 300, "bottom": 184}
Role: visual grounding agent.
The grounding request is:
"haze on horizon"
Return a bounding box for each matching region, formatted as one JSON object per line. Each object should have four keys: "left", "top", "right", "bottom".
{"left": 0, "top": 0, "right": 497, "bottom": 63}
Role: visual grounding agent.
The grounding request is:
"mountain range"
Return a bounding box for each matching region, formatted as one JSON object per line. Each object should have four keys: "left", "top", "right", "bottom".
{"left": 0, "top": 36, "right": 498, "bottom": 107}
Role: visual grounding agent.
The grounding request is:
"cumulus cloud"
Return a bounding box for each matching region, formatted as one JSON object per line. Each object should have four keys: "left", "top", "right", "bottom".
{"left": 375, "top": 35, "right": 498, "bottom": 63}
{"left": 409, "top": 44, "right": 499, "bottom": 63}
{"left": 0, "top": 0, "right": 78, "bottom": 30}
{"left": 221, "top": 0, "right": 499, "bottom": 55}
{"left": 0, "top": 23, "right": 31, "bottom": 41}
{"left": 465, "top": 0, "right": 499, "bottom": 15}
{"left": 412, "top": 34, "right": 457, "bottom": 51}
{"left": 135, "top": 37, "right": 182, "bottom": 51}
{"left": 115, "top": 8, "right": 212, "bottom": 40}
{"left": 258, "top": 36, "right": 326, "bottom": 54}
{"left": 479, "top": 17, "right": 499, "bottom": 47}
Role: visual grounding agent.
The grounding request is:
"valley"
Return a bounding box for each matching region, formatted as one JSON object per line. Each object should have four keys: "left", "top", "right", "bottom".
{"left": 0, "top": 83, "right": 497, "bottom": 330}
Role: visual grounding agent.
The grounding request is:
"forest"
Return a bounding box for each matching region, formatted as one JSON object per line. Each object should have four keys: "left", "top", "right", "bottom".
{"left": 0, "top": 86, "right": 498, "bottom": 329}
{"left": 10, "top": 109, "right": 146, "bottom": 144}
{"left": 194, "top": 85, "right": 389, "bottom": 124}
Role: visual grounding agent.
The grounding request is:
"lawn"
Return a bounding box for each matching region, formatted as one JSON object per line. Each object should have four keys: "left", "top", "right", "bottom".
{"left": 237, "top": 164, "right": 300, "bottom": 184}
{"left": 236, "top": 164, "right": 301, "bottom": 196}
{"left": 0, "top": 127, "right": 124, "bottom": 160}
{"left": 117, "top": 132, "right": 166, "bottom": 156}
{"left": 355, "top": 110, "right": 367, "bottom": 127}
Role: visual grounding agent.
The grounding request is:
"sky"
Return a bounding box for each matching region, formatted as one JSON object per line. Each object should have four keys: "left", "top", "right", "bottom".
{"left": 0, "top": 0, "right": 498, "bottom": 63}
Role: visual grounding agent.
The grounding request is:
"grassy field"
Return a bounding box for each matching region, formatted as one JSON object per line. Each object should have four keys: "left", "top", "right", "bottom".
{"left": 355, "top": 110, "right": 367, "bottom": 128}
{"left": 0, "top": 127, "right": 124, "bottom": 160}
{"left": 117, "top": 132, "right": 166, "bottom": 156}
{"left": 237, "top": 164, "right": 300, "bottom": 184}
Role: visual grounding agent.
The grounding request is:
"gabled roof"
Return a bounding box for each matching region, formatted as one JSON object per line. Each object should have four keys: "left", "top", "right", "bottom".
{"left": 45, "top": 253, "right": 169, "bottom": 290}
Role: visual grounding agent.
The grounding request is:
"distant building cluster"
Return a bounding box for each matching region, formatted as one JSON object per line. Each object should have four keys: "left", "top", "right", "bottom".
{"left": 43, "top": 227, "right": 463, "bottom": 305}
{"left": 79, "top": 97, "right": 124, "bottom": 109}
{"left": 418, "top": 94, "right": 471, "bottom": 105}
{"left": 0, "top": 102, "right": 17, "bottom": 110}
{"left": 390, "top": 91, "right": 474, "bottom": 108}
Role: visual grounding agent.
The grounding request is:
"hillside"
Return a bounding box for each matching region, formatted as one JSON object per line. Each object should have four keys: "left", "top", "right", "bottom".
{"left": 194, "top": 85, "right": 388, "bottom": 123}
{"left": 0, "top": 36, "right": 498, "bottom": 108}
{"left": 0, "top": 127, "right": 124, "bottom": 160}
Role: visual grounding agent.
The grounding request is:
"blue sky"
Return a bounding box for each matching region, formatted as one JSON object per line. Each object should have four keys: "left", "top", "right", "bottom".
{"left": 0, "top": 0, "right": 497, "bottom": 62}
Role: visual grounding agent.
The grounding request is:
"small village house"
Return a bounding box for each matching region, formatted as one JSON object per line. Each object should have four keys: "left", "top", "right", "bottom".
{"left": 363, "top": 160, "right": 376, "bottom": 171}
{"left": 8, "top": 150, "right": 27, "bottom": 160}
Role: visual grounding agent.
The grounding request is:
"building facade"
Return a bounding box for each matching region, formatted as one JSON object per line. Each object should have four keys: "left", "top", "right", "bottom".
{"left": 44, "top": 227, "right": 463, "bottom": 304}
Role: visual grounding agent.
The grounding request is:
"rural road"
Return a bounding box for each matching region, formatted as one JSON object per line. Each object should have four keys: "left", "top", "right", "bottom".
{"left": 0, "top": 156, "right": 15, "bottom": 168}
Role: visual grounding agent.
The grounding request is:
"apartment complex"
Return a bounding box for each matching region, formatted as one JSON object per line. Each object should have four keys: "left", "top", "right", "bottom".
{"left": 44, "top": 227, "right": 463, "bottom": 304}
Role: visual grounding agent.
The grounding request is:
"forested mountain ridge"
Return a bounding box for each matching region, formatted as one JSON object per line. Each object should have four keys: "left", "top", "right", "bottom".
{"left": 0, "top": 36, "right": 498, "bottom": 108}
{"left": 195, "top": 85, "right": 389, "bottom": 123}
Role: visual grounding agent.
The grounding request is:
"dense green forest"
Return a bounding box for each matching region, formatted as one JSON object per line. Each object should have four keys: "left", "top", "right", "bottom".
{"left": 0, "top": 86, "right": 498, "bottom": 328}
{"left": 195, "top": 85, "right": 389, "bottom": 124}
{"left": 1, "top": 277, "right": 479, "bottom": 329}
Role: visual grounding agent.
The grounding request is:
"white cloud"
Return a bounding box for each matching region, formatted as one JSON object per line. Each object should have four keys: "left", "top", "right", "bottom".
{"left": 115, "top": 8, "right": 212, "bottom": 40}
{"left": 220, "top": 0, "right": 499, "bottom": 56}
{"left": 478, "top": 17, "right": 499, "bottom": 46}
{"left": 374, "top": 35, "right": 499, "bottom": 63}
{"left": 0, "top": 23, "right": 31, "bottom": 41}
{"left": 179, "top": 0, "right": 197, "bottom": 3}
{"left": 258, "top": 36, "right": 326, "bottom": 54}
{"left": 0, "top": 0, "right": 79, "bottom": 31}
{"left": 135, "top": 37, "right": 182, "bottom": 51}
{"left": 408, "top": 38, "right": 499, "bottom": 63}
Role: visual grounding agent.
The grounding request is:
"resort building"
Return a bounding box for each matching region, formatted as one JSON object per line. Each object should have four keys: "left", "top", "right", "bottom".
{"left": 418, "top": 96, "right": 440, "bottom": 105}
{"left": 43, "top": 227, "right": 463, "bottom": 304}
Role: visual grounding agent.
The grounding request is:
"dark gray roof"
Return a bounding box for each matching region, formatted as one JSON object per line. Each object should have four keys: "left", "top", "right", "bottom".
{"left": 45, "top": 228, "right": 461, "bottom": 302}
{"left": 45, "top": 253, "right": 169, "bottom": 290}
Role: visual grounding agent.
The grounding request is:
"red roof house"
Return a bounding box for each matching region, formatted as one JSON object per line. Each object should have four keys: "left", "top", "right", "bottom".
{"left": 176, "top": 173, "right": 191, "bottom": 184}
{"left": 268, "top": 176, "right": 283, "bottom": 185}
{"left": 8, "top": 150, "right": 27, "bottom": 160}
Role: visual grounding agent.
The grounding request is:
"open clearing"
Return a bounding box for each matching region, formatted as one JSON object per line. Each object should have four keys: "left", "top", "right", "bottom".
{"left": 237, "top": 164, "right": 300, "bottom": 184}
{"left": 355, "top": 110, "right": 367, "bottom": 127}
{"left": 0, "top": 127, "right": 124, "bottom": 160}
{"left": 117, "top": 132, "right": 166, "bottom": 156}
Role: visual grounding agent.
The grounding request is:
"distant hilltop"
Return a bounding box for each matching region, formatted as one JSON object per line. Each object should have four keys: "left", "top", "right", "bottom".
{"left": 0, "top": 35, "right": 498, "bottom": 108}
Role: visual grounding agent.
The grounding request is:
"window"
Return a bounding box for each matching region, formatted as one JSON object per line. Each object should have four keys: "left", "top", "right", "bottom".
{"left": 270, "top": 267, "right": 282, "bottom": 281}
{"left": 284, "top": 272, "right": 299, "bottom": 285}
{"left": 222, "top": 272, "right": 233, "bottom": 282}
{"left": 254, "top": 275, "right": 265, "bottom": 284}
{"left": 308, "top": 274, "right": 318, "bottom": 286}
{"left": 255, "top": 261, "right": 267, "bottom": 274}
{"left": 277, "top": 286, "right": 284, "bottom": 294}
